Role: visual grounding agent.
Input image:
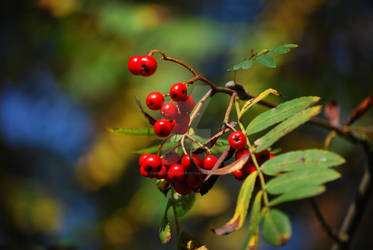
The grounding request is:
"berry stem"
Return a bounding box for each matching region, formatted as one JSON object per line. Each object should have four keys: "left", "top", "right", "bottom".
{"left": 185, "top": 133, "right": 212, "bottom": 154}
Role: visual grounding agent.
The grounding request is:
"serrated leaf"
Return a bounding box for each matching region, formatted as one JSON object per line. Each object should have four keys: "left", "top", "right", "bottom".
{"left": 256, "top": 54, "right": 276, "bottom": 68}
{"left": 269, "top": 185, "right": 325, "bottom": 206}
{"left": 136, "top": 141, "right": 178, "bottom": 154}
{"left": 213, "top": 171, "right": 258, "bottom": 235}
{"left": 173, "top": 192, "right": 195, "bottom": 217}
{"left": 108, "top": 128, "right": 155, "bottom": 136}
{"left": 254, "top": 106, "right": 322, "bottom": 152}
{"left": 246, "top": 96, "right": 320, "bottom": 135}
{"left": 266, "top": 167, "right": 341, "bottom": 195}
{"left": 261, "top": 149, "right": 345, "bottom": 176}
{"left": 242, "top": 191, "right": 263, "bottom": 250}
{"left": 262, "top": 209, "right": 291, "bottom": 246}
{"left": 239, "top": 88, "right": 280, "bottom": 119}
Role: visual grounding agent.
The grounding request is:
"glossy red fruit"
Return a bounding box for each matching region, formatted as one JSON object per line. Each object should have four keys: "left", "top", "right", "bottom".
{"left": 139, "top": 153, "right": 151, "bottom": 166}
{"left": 235, "top": 148, "right": 250, "bottom": 160}
{"left": 178, "top": 95, "right": 195, "bottom": 112}
{"left": 142, "top": 154, "right": 162, "bottom": 177}
{"left": 244, "top": 164, "right": 257, "bottom": 174}
{"left": 181, "top": 154, "right": 201, "bottom": 168}
{"left": 170, "top": 83, "right": 188, "bottom": 101}
{"left": 160, "top": 102, "right": 179, "bottom": 120}
{"left": 128, "top": 55, "right": 141, "bottom": 75}
{"left": 146, "top": 92, "right": 164, "bottom": 110}
{"left": 172, "top": 113, "right": 190, "bottom": 134}
{"left": 155, "top": 165, "right": 168, "bottom": 179}
{"left": 162, "top": 152, "right": 180, "bottom": 167}
{"left": 174, "top": 181, "right": 192, "bottom": 195}
{"left": 153, "top": 119, "right": 173, "bottom": 137}
{"left": 186, "top": 173, "right": 203, "bottom": 191}
{"left": 270, "top": 153, "right": 276, "bottom": 159}
{"left": 167, "top": 164, "right": 186, "bottom": 182}
{"left": 138, "top": 55, "right": 157, "bottom": 76}
{"left": 202, "top": 155, "right": 218, "bottom": 170}
{"left": 232, "top": 169, "right": 247, "bottom": 180}
{"left": 228, "top": 131, "right": 247, "bottom": 150}
{"left": 255, "top": 149, "right": 270, "bottom": 164}
{"left": 140, "top": 165, "right": 151, "bottom": 177}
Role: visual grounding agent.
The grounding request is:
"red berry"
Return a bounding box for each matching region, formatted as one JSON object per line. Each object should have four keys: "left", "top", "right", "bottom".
{"left": 140, "top": 165, "right": 151, "bottom": 177}
{"left": 153, "top": 119, "right": 173, "bottom": 137}
{"left": 186, "top": 173, "right": 203, "bottom": 191}
{"left": 139, "top": 153, "right": 151, "bottom": 166}
{"left": 172, "top": 113, "right": 190, "bottom": 134}
{"left": 155, "top": 165, "right": 168, "bottom": 179}
{"left": 255, "top": 149, "right": 270, "bottom": 165}
{"left": 181, "top": 154, "right": 201, "bottom": 168}
{"left": 232, "top": 169, "right": 247, "bottom": 180}
{"left": 160, "top": 102, "right": 179, "bottom": 120}
{"left": 128, "top": 55, "right": 141, "bottom": 75}
{"left": 228, "top": 131, "right": 247, "bottom": 150}
{"left": 162, "top": 152, "right": 180, "bottom": 167}
{"left": 167, "top": 164, "right": 186, "bottom": 182}
{"left": 138, "top": 55, "right": 157, "bottom": 76}
{"left": 170, "top": 83, "right": 188, "bottom": 101}
{"left": 202, "top": 155, "right": 218, "bottom": 170}
{"left": 270, "top": 153, "right": 276, "bottom": 159}
{"left": 244, "top": 164, "right": 257, "bottom": 174}
{"left": 142, "top": 154, "right": 162, "bottom": 177}
{"left": 235, "top": 148, "right": 250, "bottom": 160}
{"left": 146, "top": 92, "right": 164, "bottom": 110}
{"left": 174, "top": 181, "right": 192, "bottom": 195}
{"left": 178, "top": 95, "right": 195, "bottom": 112}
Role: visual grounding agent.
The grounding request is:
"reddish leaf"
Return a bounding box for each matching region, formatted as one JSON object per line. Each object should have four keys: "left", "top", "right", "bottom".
{"left": 345, "top": 96, "right": 373, "bottom": 125}
{"left": 324, "top": 100, "right": 340, "bottom": 126}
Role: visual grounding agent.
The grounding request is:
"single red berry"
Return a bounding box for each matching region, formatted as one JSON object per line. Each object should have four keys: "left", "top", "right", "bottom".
{"left": 186, "top": 172, "right": 203, "bottom": 191}
{"left": 170, "top": 83, "right": 188, "bottom": 101}
{"left": 153, "top": 119, "right": 173, "bottom": 138}
{"left": 181, "top": 154, "right": 201, "bottom": 168}
{"left": 270, "top": 153, "right": 276, "bottom": 159}
{"left": 160, "top": 102, "right": 179, "bottom": 120}
{"left": 139, "top": 153, "right": 151, "bottom": 166}
{"left": 155, "top": 165, "right": 168, "bottom": 179}
{"left": 162, "top": 152, "right": 180, "bottom": 167}
{"left": 232, "top": 169, "right": 247, "bottom": 180}
{"left": 228, "top": 131, "right": 247, "bottom": 150}
{"left": 140, "top": 165, "right": 151, "bottom": 177}
{"left": 167, "top": 164, "right": 186, "bottom": 182}
{"left": 174, "top": 181, "right": 192, "bottom": 195}
{"left": 146, "top": 92, "right": 164, "bottom": 110}
{"left": 138, "top": 55, "right": 157, "bottom": 76}
{"left": 128, "top": 55, "right": 141, "bottom": 75}
{"left": 255, "top": 149, "right": 270, "bottom": 165}
{"left": 235, "top": 148, "right": 250, "bottom": 160}
{"left": 244, "top": 164, "right": 257, "bottom": 174}
{"left": 202, "top": 155, "right": 218, "bottom": 170}
{"left": 178, "top": 95, "right": 195, "bottom": 112}
{"left": 142, "top": 154, "right": 162, "bottom": 177}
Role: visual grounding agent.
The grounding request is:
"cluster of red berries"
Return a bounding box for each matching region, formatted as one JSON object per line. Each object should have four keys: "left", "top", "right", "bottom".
{"left": 139, "top": 152, "right": 218, "bottom": 195}
{"left": 128, "top": 55, "right": 157, "bottom": 76}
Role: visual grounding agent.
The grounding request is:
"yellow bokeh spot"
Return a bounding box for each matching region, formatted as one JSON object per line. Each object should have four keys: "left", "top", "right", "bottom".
{"left": 38, "top": 0, "right": 79, "bottom": 17}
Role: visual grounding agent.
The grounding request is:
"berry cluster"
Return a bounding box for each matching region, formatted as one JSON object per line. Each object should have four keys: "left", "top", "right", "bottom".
{"left": 128, "top": 55, "right": 157, "bottom": 76}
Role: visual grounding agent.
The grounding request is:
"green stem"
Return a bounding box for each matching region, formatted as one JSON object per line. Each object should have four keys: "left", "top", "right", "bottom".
{"left": 170, "top": 189, "right": 180, "bottom": 235}
{"left": 234, "top": 99, "right": 270, "bottom": 207}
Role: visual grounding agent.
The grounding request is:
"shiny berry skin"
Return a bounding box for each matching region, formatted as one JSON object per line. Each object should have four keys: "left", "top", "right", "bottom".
{"left": 178, "top": 95, "right": 195, "bottom": 112}
{"left": 228, "top": 131, "right": 247, "bottom": 150}
{"left": 167, "top": 164, "right": 186, "bottom": 182}
{"left": 139, "top": 153, "right": 151, "bottom": 166}
{"left": 170, "top": 83, "right": 188, "bottom": 101}
{"left": 153, "top": 119, "right": 173, "bottom": 137}
{"left": 146, "top": 92, "right": 164, "bottom": 110}
{"left": 202, "top": 155, "right": 218, "bottom": 170}
{"left": 142, "top": 154, "right": 162, "bottom": 177}
{"left": 270, "top": 153, "right": 276, "bottom": 159}
{"left": 140, "top": 165, "right": 151, "bottom": 177}
{"left": 160, "top": 102, "right": 179, "bottom": 120}
{"left": 232, "top": 169, "right": 247, "bottom": 180}
{"left": 162, "top": 152, "right": 180, "bottom": 167}
{"left": 128, "top": 55, "right": 142, "bottom": 75}
{"left": 138, "top": 55, "right": 157, "bottom": 76}
{"left": 181, "top": 154, "right": 201, "bottom": 168}
{"left": 235, "top": 148, "right": 250, "bottom": 160}
{"left": 155, "top": 165, "right": 168, "bottom": 179}
{"left": 174, "top": 181, "right": 192, "bottom": 195}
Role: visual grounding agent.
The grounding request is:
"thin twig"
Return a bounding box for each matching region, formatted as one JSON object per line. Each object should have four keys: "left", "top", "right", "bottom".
{"left": 185, "top": 133, "right": 211, "bottom": 154}
{"left": 223, "top": 92, "right": 237, "bottom": 124}
{"left": 189, "top": 89, "right": 213, "bottom": 126}
{"left": 157, "top": 136, "right": 171, "bottom": 155}
{"left": 180, "top": 135, "right": 187, "bottom": 155}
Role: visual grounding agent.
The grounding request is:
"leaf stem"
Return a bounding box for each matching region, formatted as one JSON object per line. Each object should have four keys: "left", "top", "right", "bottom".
{"left": 170, "top": 189, "right": 181, "bottom": 235}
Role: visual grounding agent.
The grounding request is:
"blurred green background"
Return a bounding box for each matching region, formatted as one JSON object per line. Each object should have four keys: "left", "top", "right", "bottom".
{"left": 0, "top": 0, "right": 372, "bottom": 249}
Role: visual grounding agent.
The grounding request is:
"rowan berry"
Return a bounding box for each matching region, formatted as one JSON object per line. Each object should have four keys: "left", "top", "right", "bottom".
{"left": 146, "top": 92, "right": 164, "bottom": 110}
{"left": 228, "top": 131, "right": 247, "bottom": 150}
{"left": 138, "top": 55, "right": 157, "bottom": 76}
{"left": 178, "top": 95, "right": 195, "bottom": 112}
{"left": 174, "top": 181, "right": 192, "bottom": 195}
{"left": 153, "top": 119, "right": 173, "bottom": 137}
{"left": 181, "top": 154, "right": 201, "bottom": 168}
{"left": 202, "top": 155, "right": 218, "bottom": 170}
{"left": 170, "top": 83, "right": 188, "bottom": 101}
{"left": 160, "top": 102, "right": 179, "bottom": 120}
{"left": 167, "top": 164, "right": 186, "bottom": 182}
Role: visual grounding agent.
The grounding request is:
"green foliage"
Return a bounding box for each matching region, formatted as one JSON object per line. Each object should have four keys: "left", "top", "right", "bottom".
{"left": 136, "top": 142, "right": 178, "bottom": 154}
{"left": 159, "top": 201, "right": 172, "bottom": 244}
{"left": 261, "top": 149, "right": 346, "bottom": 175}
{"left": 262, "top": 209, "right": 292, "bottom": 246}
{"left": 173, "top": 192, "right": 195, "bottom": 218}
{"left": 270, "top": 44, "right": 299, "bottom": 54}
{"left": 256, "top": 54, "right": 276, "bottom": 68}
{"left": 108, "top": 128, "right": 155, "bottom": 136}
{"left": 246, "top": 96, "right": 320, "bottom": 135}
{"left": 269, "top": 186, "right": 325, "bottom": 206}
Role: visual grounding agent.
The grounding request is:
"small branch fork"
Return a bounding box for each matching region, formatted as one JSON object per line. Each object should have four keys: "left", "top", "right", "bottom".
{"left": 148, "top": 50, "right": 372, "bottom": 248}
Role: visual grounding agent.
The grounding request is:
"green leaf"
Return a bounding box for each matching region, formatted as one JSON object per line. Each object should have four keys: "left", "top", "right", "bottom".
{"left": 239, "top": 88, "right": 281, "bottom": 119}
{"left": 262, "top": 209, "right": 291, "bottom": 246}
{"left": 266, "top": 167, "right": 341, "bottom": 195}
{"left": 283, "top": 43, "right": 299, "bottom": 48}
{"left": 270, "top": 44, "right": 298, "bottom": 54}
{"left": 261, "top": 149, "right": 346, "bottom": 176}
{"left": 108, "top": 128, "right": 155, "bottom": 136}
{"left": 254, "top": 106, "right": 322, "bottom": 152}
{"left": 159, "top": 205, "right": 171, "bottom": 243}
{"left": 173, "top": 192, "right": 195, "bottom": 217}
{"left": 256, "top": 54, "right": 276, "bottom": 68}
{"left": 246, "top": 96, "right": 320, "bottom": 135}
{"left": 242, "top": 191, "right": 263, "bottom": 250}
{"left": 136, "top": 141, "right": 178, "bottom": 154}
{"left": 228, "top": 60, "right": 253, "bottom": 71}
{"left": 269, "top": 185, "right": 325, "bottom": 206}
{"left": 213, "top": 171, "right": 258, "bottom": 235}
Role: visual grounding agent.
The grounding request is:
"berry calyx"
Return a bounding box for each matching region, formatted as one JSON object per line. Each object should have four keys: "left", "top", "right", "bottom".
{"left": 228, "top": 131, "right": 247, "bottom": 150}
{"left": 174, "top": 181, "right": 192, "bottom": 195}
{"left": 139, "top": 153, "right": 151, "bottom": 166}
{"left": 153, "top": 119, "right": 173, "bottom": 137}
{"left": 142, "top": 154, "right": 162, "bottom": 177}
{"left": 202, "top": 155, "right": 218, "bottom": 170}
{"left": 146, "top": 92, "right": 164, "bottom": 110}
{"left": 167, "top": 164, "right": 186, "bottom": 182}
{"left": 128, "top": 55, "right": 141, "bottom": 75}
{"left": 160, "top": 102, "right": 179, "bottom": 120}
{"left": 170, "top": 83, "right": 188, "bottom": 101}
{"left": 181, "top": 154, "right": 201, "bottom": 168}
{"left": 178, "top": 95, "right": 195, "bottom": 112}
{"left": 138, "top": 55, "right": 157, "bottom": 76}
